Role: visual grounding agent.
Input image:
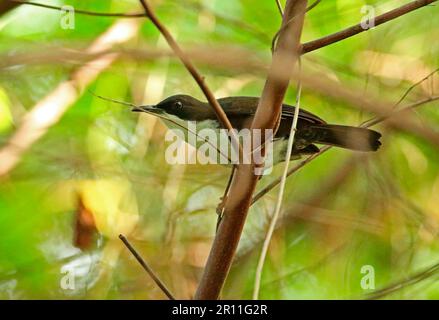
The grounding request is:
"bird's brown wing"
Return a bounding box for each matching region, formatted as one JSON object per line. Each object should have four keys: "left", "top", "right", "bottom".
{"left": 280, "top": 105, "right": 326, "bottom": 125}
{"left": 218, "top": 96, "right": 326, "bottom": 125}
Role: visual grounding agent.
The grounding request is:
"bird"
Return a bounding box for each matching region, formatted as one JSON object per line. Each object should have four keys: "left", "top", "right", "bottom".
{"left": 132, "top": 94, "right": 382, "bottom": 167}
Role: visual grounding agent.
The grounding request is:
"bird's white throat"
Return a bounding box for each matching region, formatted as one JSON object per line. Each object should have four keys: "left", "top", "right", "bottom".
{"left": 158, "top": 115, "right": 278, "bottom": 175}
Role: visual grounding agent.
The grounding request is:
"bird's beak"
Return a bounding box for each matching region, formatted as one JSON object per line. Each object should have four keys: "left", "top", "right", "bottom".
{"left": 132, "top": 105, "right": 162, "bottom": 114}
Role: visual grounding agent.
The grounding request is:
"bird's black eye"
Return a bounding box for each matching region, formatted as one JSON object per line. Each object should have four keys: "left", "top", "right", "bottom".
{"left": 175, "top": 101, "right": 183, "bottom": 109}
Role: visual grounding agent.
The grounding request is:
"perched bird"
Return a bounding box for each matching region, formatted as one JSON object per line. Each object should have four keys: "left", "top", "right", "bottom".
{"left": 132, "top": 94, "right": 381, "bottom": 165}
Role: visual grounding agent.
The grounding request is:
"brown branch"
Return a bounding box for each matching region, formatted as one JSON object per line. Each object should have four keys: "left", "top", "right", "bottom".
{"left": 137, "top": 0, "right": 236, "bottom": 137}
{"left": 302, "top": 0, "right": 437, "bottom": 54}
{"left": 252, "top": 146, "right": 330, "bottom": 205}
{"left": 10, "top": 0, "right": 273, "bottom": 46}
{"left": 306, "top": 0, "right": 321, "bottom": 13}
{"left": 366, "top": 260, "right": 439, "bottom": 299}
{"left": 271, "top": 0, "right": 322, "bottom": 53}
{"left": 119, "top": 234, "right": 175, "bottom": 300}
{"left": 393, "top": 68, "right": 439, "bottom": 108}
{"left": 298, "top": 70, "right": 439, "bottom": 149}
{"left": 275, "top": 0, "right": 284, "bottom": 16}
{"left": 194, "top": 0, "right": 308, "bottom": 300}
{"left": 365, "top": 95, "right": 439, "bottom": 127}
{"left": 8, "top": 0, "right": 145, "bottom": 17}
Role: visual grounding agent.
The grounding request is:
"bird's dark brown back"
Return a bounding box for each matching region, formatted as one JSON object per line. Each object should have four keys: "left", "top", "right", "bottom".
{"left": 217, "top": 96, "right": 326, "bottom": 139}
{"left": 216, "top": 96, "right": 381, "bottom": 152}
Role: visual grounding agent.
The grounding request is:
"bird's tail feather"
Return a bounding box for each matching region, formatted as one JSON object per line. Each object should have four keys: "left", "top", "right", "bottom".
{"left": 310, "top": 124, "right": 381, "bottom": 151}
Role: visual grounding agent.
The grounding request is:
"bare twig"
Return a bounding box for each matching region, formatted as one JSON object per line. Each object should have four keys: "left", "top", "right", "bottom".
{"left": 8, "top": 0, "right": 145, "bottom": 17}
{"left": 251, "top": 95, "right": 439, "bottom": 205}
{"left": 275, "top": 0, "right": 284, "bottom": 16}
{"left": 137, "top": 0, "right": 239, "bottom": 148}
{"left": 253, "top": 60, "right": 303, "bottom": 300}
{"left": 306, "top": 0, "right": 321, "bottom": 12}
{"left": 297, "top": 70, "right": 439, "bottom": 149}
{"left": 119, "top": 234, "right": 175, "bottom": 300}
{"left": 366, "top": 260, "right": 439, "bottom": 300}
{"left": 394, "top": 68, "right": 439, "bottom": 108}
{"left": 247, "top": 243, "right": 346, "bottom": 295}
{"left": 194, "top": 0, "right": 308, "bottom": 300}
{"left": 364, "top": 95, "right": 439, "bottom": 127}
{"left": 251, "top": 146, "right": 330, "bottom": 205}
{"left": 302, "top": 0, "right": 438, "bottom": 54}
{"left": 362, "top": 68, "right": 439, "bottom": 127}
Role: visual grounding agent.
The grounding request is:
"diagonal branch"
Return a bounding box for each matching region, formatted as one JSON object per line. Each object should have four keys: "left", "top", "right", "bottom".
{"left": 251, "top": 95, "right": 439, "bottom": 205}
{"left": 302, "top": 0, "right": 437, "bottom": 54}
{"left": 253, "top": 61, "right": 303, "bottom": 300}
{"left": 366, "top": 259, "right": 439, "bottom": 299}
{"left": 119, "top": 234, "right": 175, "bottom": 300}
{"left": 137, "top": 0, "right": 236, "bottom": 138}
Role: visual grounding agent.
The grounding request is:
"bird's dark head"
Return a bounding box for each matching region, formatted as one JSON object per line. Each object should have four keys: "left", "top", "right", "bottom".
{"left": 133, "top": 94, "right": 212, "bottom": 121}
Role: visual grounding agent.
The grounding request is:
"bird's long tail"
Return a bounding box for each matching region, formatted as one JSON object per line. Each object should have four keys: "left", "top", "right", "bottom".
{"left": 310, "top": 124, "right": 382, "bottom": 151}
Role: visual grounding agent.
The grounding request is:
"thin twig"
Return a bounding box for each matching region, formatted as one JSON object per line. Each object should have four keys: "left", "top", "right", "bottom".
{"left": 251, "top": 146, "right": 330, "bottom": 205}
{"left": 119, "top": 234, "right": 175, "bottom": 300}
{"left": 306, "top": 0, "right": 321, "bottom": 12}
{"left": 362, "top": 68, "right": 439, "bottom": 127}
{"left": 271, "top": 0, "right": 322, "bottom": 53}
{"left": 394, "top": 68, "right": 439, "bottom": 108}
{"left": 302, "top": 0, "right": 438, "bottom": 54}
{"left": 251, "top": 95, "right": 439, "bottom": 205}
{"left": 275, "top": 0, "right": 284, "bottom": 16}
{"left": 365, "top": 260, "right": 439, "bottom": 300}
{"left": 8, "top": 0, "right": 145, "bottom": 17}
{"left": 253, "top": 60, "right": 303, "bottom": 300}
{"left": 364, "top": 95, "right": 439, "bottom": 127}
{"left": 216, "top": 165, "right": 237, "bottom": 230}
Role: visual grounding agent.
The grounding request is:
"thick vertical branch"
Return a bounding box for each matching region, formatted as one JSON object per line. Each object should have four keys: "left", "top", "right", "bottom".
{"left": 194, "top": 0, "right": 308, "bottom": 300}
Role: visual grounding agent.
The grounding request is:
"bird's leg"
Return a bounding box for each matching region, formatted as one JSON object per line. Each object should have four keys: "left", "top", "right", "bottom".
{"left": 216, "top": 165, "right": 236, "bottom": 231}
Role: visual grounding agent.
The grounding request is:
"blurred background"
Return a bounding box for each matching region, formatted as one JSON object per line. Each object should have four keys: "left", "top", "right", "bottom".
{"left": 0, "top": 0, "right": 439, "bottom": 299}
